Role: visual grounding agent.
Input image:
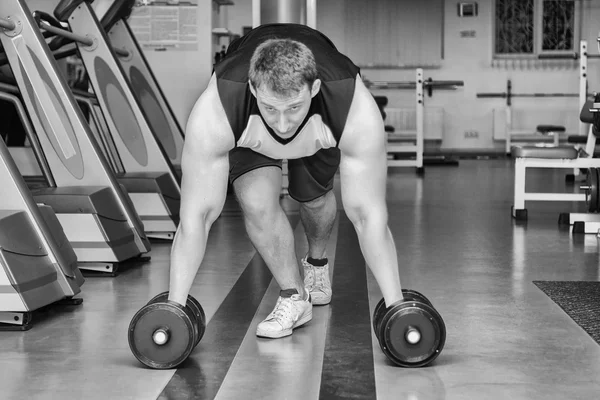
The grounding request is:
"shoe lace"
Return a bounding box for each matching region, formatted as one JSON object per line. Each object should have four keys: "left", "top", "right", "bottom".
{"left": 314, "top": 267, "right": 327, "bottom": 288}
{"left": 304, "top": 265, "right": 315, "bottom": 289}
{"left": 270, "top": 297, "right": 294, "bottom": 322}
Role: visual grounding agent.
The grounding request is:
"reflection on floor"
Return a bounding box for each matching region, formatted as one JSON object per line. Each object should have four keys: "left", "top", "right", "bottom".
{"left": 1, "top": 159, "right": 600, "bottom": 400}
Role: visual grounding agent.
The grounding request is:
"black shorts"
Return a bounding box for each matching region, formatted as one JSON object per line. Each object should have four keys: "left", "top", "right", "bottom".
{"left": 229, "top": 147, "right": 341, "bottom": 203}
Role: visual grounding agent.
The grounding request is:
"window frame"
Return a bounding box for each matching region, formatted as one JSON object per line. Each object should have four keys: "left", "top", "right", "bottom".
{"left": 493, "top": 0, "right": 581, "bottom": 59}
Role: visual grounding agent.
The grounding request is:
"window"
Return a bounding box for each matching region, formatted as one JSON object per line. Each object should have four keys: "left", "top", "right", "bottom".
{"left": 495, "top": 0, "right": 578, "bottom": 57}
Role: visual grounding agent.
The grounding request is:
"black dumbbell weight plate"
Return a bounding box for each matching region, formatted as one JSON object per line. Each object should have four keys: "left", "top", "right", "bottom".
{"left": 148, "top": 292, "right": 206, "bottom": 346}
{"left": 128, "top": 302, "right": 196, "bottom": 369}
{"left": 374, "top": 290, "right": 433, "bottom": 337}
{"left": 373, "top": 298, "right": 387, "bottom": 334}
{"left": 402, "top": 289, "right": 433, "bottom": 307}
{"left": 378, "top": 301, "right": 446, "bottom": 367}
{"left": 186, "top": 295, "right": 206, "bottom": 345}
{"left": 595, "top": 168, "right": 600, "bottom": 213}
{"left": 585, "top": 168, "right": 598, "bottom": 212}
{"left": 587, "top": 168, "right": 599, "bottom": 213}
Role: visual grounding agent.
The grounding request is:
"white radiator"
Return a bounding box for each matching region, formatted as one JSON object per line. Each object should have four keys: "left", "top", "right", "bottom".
{"left": 385, "top": 107, "right": 444, "bottom": 140}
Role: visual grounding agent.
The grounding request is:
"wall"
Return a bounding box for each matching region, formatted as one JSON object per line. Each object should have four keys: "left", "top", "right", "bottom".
{"left": 217, "top": 0, "right": 253, "bottom": 37}
{"left": 141, "top": 2, "right": 213, "bottom": 127}
{"left": 320, "top": 0, "right": 600, "bottom": 151}
{"left": 25, "top": 0, "right": 600, "bottom": 151}
{"left": 224, "top": 0, "right": 600, "bottom": 152}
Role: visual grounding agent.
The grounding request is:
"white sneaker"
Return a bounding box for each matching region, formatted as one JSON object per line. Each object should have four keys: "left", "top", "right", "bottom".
{"left": 256, "top": 292, "right": 312, "bottom": 339}
{"left": 302, "top": 257, "right": 332, "bottom": 305}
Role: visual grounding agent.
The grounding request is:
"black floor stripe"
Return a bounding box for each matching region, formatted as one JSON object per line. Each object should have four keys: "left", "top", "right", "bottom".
{"left": 157, "top": 215, "right": 299, "bottom": 400}
{"left": 319, "top": 212, "right": 376, "bottom": 400}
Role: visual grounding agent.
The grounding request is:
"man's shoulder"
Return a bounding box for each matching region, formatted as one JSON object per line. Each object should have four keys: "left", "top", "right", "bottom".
{"left": 186, "top": 75, "right": 235, "bottom": 151}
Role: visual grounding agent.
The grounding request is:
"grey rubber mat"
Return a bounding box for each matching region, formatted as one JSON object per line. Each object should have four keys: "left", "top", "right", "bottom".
{"left": 533, "top": 281, "right": 600, "bottom": 344}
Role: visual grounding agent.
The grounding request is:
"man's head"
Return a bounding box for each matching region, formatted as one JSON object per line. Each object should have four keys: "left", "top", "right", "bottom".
{"left": 249, "top": 39, "right": 321, "bottom": 139}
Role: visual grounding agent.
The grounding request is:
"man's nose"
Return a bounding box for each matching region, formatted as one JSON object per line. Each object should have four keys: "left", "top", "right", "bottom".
{"left": 278, "top": 114, "right": 289, "bottom": 133}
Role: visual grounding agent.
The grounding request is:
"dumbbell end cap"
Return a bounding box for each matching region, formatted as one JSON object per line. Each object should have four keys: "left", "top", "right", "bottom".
{"left": 405, "top": 327, "right": 421, "bottom": 344}
{"left": 152, "top": 328, "right": 169, "bottom": 345}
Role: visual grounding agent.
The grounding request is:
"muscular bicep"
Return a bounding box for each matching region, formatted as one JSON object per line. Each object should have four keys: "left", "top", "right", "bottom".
{"left": 179, "top": 75, "right": 235, "bottom": 230}
{"left": 339, "top": 76, "right": 389, "bottom": 216}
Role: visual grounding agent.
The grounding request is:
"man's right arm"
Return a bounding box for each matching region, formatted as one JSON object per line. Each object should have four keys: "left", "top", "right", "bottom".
{"left": 168, "top": 74, "right": 235, "bottom": 306}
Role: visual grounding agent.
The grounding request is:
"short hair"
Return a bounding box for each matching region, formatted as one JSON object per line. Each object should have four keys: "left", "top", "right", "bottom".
{"left": 249, "top": 38, "right": 318, "bottom": 97}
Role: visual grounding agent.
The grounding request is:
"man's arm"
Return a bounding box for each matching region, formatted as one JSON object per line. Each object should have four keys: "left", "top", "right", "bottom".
{"left": 168, "top": 74, "right": 235, "bottom": 306}
{"left": 338, "top": 76, "right": 403, "bottom": 305}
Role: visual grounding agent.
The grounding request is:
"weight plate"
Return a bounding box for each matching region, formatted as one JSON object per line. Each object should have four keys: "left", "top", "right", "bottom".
{"left": 588, "top": 169, "right": 598, "bottom": 213}
{"left": 592, "top": 168, "right": 600, "bottom": 212}
{"left": 402, "top": 289, "right": 433, "bottom": 307}
{"left": 148, "top": 292, "right": 206, "bottom": 346}
{"left": 128, "top": 302, "right": 196, "bottom": 369}
{"left": 373, "top": 290, "right": 433, "bottom": 339}
{"left": 585, "top": 170, "right": 592, "bottom": 212}
{"left": 147, "top": 291, "right": 171, "bottom": 305}
{"left": 372, "top": 297, "right": 387, "bottom": 335}
{"left": 378, "top": 301, "right": 446, "bottom": 368}
{"left": 186, "top": 295, "right": 206, "bottom": 345}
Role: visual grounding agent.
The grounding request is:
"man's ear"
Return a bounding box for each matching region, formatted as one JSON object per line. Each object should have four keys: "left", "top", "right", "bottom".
{"left": 249, "top": 81, "right": 257, "bottom": 98}
{"left": 311, "top": 79, "right": 321, "bottom": 98}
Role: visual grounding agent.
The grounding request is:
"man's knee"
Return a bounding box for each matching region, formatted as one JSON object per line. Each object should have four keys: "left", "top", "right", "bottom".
{"left": 234, "top": 181, "right": 280, "bottom": 221}
{"left": 299, "top": 190, "right": 335, "bottom": 211}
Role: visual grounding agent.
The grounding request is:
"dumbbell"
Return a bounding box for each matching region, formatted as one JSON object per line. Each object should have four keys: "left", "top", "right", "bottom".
{"left": 147, "top": 292, "right": 206, "bottom": 346}
{"left": 128, "top": 292, "right": 206, "bottom": 369}
{"left": 372, "top": 289, "right": 446, "bottom": 367}
{"left": 372, "top": 289, "right": 432, "bottom": 333}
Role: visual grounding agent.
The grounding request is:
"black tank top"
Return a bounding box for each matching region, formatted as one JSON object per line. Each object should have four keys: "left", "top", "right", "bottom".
{"left": 214, "top": 24, "right": 360, "bottom": 159}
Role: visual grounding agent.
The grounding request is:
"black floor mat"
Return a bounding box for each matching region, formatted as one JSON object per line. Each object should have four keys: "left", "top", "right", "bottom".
{"left": 533, "top": 281, "right": 600, "bottom": 345}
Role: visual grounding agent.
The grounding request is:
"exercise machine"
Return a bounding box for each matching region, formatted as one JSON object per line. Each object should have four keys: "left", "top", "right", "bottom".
{"left": 0, "top": 0, "right": 151, "bottom": 275}
{"left": 0, "top": 136, "right": 84, "bottom": 330}
{"left": 364, "top": 69, "right": 464, "bottom": 172}
{"left": 41, "top": 0, "right": 180, "bottom": 240}
{"left": 510, "top": 95, "right": 600, "bottom": 221}
{"left": 0, "top": 81, "right": 124, "bottom": 181}
{"left": 90, "top": 0, "right": 185, "bottom": 173}
{"left": 477, "top": 40, "right": 590, "bottom": 155}
{"left": 557, "top": 97, "right": 600, "bottom": 234}
{"left": 494, "top": 37, "right": 600, "bottom": 221}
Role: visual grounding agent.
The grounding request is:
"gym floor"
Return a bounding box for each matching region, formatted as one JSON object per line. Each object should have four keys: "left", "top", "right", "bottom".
{"left": 2, "top": 159, "right": 600, "bottom": 400}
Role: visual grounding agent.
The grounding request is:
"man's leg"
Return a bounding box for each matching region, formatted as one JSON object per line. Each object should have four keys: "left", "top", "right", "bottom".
{"left": 288, "top": 149, "right": 341, "bottom": 305}
{"left": 298, "top": 191, "right": 337, "bottom": 306}
{"left": 299, "top": 190, "right": 337, "bottom": 260}
{"left": 234, "top": 166, "right": 306, "bottom": 296}
{"left": 233, "top": 166, "right": 312, "bottom": 338}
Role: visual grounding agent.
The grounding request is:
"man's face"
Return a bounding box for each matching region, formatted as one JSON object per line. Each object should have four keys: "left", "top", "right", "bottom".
{"left": 251, "top": 80, "right": 321, "bottom": 140}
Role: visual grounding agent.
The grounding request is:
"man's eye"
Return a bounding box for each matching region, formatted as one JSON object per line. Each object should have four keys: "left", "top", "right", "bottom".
{"left": 290, "top": 106, "right": 299, "bottom": 111}
{"left": 266, "top": 107, "right": 275, "bottom": 112}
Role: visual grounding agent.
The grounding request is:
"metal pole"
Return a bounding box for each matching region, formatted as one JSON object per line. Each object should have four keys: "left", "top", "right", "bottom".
{"left": 415, "top": 68, "right": 424, "bottom": 169}
{"left": 306, "top": 0, "right": 317, "bottom": 29}
{"left": 39, "top": 21, "right": 94, "bottom": 47}
{"left": 252, "top": 0, "right": 261, "bottom": 28}
{"left": 580, "top": 40, "right": 588, "bottom": 137}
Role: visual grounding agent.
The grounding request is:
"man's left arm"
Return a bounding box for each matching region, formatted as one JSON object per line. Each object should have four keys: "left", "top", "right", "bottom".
{"left": 338, "top": 76, "right": 404, "bottom": 305}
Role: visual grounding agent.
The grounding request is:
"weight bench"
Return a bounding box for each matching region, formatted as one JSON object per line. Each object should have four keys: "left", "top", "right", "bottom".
{"left": 511, "top": 97, "right": 600, "bottom": 222}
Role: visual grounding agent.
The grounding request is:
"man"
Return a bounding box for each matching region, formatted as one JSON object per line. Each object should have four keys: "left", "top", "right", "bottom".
{"left": 167, "top": 23, "right": 403, "bottom": 339}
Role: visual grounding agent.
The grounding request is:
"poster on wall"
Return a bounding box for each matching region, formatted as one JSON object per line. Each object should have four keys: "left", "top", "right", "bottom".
{"left": 129, "top": 0, "right": 198, "bottom": 51}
